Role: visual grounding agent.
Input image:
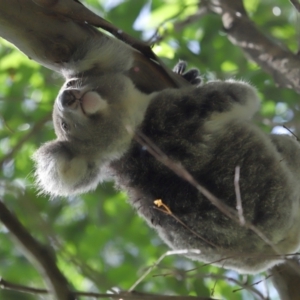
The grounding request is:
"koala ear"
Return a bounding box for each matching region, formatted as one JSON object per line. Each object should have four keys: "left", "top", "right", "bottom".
{"left": 32, "top": 140, "right": 102, "bottom": 197}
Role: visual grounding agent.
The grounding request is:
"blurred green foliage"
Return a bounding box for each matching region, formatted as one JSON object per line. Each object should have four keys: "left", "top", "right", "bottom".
{"left": 0, "top": 0, "right": 299, "bottom": 299}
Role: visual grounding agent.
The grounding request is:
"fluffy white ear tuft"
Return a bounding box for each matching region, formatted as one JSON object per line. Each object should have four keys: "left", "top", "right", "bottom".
{"left": 32, "top": 141, "right": 102, "bottom": 197}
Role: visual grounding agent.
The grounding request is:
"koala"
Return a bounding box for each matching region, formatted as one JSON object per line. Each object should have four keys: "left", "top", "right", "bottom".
{"left": 33, "top": 36, "right": 300, "bottom": 274}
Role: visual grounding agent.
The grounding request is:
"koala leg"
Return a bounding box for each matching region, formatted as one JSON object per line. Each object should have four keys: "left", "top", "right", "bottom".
{"left": 198, "top": 80, "right": 260, "bottom": 131}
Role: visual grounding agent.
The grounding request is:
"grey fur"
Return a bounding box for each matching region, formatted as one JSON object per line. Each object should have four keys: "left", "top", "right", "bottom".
{"left": 32, "top": 39, "right": 300, "bottom": 273}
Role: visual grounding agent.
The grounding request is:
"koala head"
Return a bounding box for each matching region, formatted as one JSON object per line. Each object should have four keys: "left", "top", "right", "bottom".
{"left": 33, "top": 73, "right": 153, "bottom": 196}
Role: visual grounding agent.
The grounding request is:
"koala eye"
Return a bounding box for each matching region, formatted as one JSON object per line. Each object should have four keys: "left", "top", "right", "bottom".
{"left": 61, "top": 121, "right": 68, "bottom": 131}
{"left": 65, "top": 79, "right": 77, "bottom": 88}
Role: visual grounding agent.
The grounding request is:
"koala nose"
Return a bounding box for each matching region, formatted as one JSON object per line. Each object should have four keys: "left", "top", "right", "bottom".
{"left": 57, "top": 90, "right": 81, "bottom": 111}
{"left": 60, "top": 90, "right": 77, "bottom": 108}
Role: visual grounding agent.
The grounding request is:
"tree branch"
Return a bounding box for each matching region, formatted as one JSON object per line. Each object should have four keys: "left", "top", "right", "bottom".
{"left": 0, "top": 200, "right": 75, "bottom": 299}
{"left": 0, "top": 278, "right": 216, "bottom": 299}
{"left": 0, "top": 0, "right": 189, "bottom": 91}
{"left": 209, "top": 0, "right": 300, "bottom": 93}
{"left": 270, "top": 259, "right": 300, "bottom": 300}
{"left": 290, "top": 0, "right": 300, "bottom": 13}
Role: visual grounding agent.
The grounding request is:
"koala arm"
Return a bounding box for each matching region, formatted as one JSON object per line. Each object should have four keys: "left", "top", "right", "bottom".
{"left": 32, "top": 141, "right": 103, "bottom": 196}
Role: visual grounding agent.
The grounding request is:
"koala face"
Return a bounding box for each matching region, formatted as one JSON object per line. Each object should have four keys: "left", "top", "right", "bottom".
{"left": 54, "top": 78, "right": 109, "bottom": 155}
{"left": 33, "top": 73, "right": 154, "bottom": 196}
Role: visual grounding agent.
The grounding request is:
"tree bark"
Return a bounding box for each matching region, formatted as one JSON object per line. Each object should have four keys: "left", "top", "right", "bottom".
{"left": 209, "top": 0, "right": 300, "bottom": 93}
{"left": 270, "top": 259, "right": 300, "bottom": 300}
{"left": 0, "top": 0, "right": 187, "bottom": 93}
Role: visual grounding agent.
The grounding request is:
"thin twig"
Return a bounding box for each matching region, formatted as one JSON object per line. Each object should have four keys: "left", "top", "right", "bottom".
{"left": 0, "top": 278, "right": 48, "bottom": 295}
{"left": 131, "top": 130, "right": 286, "bottom": 259}
{"left": 0, "top": 277, "right": 215, "bottom": 299}
{"left": 174, "top": 6, "right": 209, "bottom": 32}
{"left": 0, "top": 114, "right": 14, "bottom": 133}
{"left": 154, "top": 200, "right": 217, "bottom": 248}
{"left": 0, "top": 113, "right": 51, "bottom": 168}
{"left": 232, "top": 274, "right": 272, "bottom": 294}
{"left": 234, "top": 166, "right": 245, "bottom": 225}
{"left": 129, "top": 249, "right": 200, "bottom": 292}
{"left": 153, "top": 269, "right": 267, "bottom": 300}
{"left": 283, "top": 125, "right": 300, "bottom": 141}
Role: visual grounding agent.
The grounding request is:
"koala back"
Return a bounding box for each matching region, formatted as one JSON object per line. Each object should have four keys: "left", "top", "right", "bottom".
{"left": 110, "top": 85, "right": 300, "bottom": 273}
